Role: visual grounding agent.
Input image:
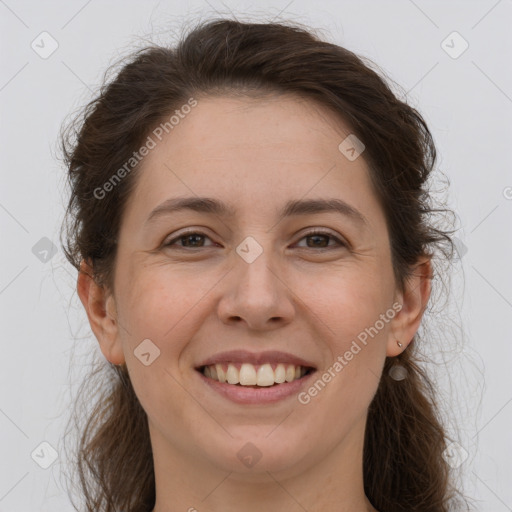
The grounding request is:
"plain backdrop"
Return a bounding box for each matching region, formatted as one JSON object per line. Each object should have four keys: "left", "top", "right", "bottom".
{"left": 1, "top": 0, "right": 511, "bottom": 510}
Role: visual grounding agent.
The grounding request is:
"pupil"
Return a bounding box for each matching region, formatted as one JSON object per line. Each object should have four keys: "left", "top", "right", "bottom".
{"left": 183, "top": 234, "right": 203, "bottom": 247}
{"left": 308, "top": 234, "right": 328, "bottom": 248}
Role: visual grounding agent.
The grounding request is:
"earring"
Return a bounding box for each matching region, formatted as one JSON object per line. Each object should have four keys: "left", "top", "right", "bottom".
{"left": 396, "top": 340, "right": 403, "bottom": 348}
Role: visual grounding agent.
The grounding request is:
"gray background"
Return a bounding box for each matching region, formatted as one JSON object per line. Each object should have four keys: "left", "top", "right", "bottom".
{"left": 1, "top": 0, "right": 511, "bottom": 510}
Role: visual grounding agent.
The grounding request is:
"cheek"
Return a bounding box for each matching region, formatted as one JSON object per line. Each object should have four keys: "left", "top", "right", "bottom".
{"left": 299, "top": 264, "right": 394, "bottom": 414}
{"left": 297, "top": 277, "right": 392, "bottom": 431}
{"left": 298, "top": 263, "right": 394, "bottom": 347}
{"left": 117, "top": 270, "right": 200, "bottom": 428}
{"left": 118, "top": 269, "right": 206, "bottom": 341}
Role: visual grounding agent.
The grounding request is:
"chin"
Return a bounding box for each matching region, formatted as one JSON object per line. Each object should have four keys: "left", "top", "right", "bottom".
{"left": 202, "top": 428, "right": 312, "bottom": 476}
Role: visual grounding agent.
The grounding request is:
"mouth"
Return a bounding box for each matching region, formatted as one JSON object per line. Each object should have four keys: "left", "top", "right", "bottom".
{"left": 194, "top": 350, "right": 317, "bottom": 404}
{"left": 197, "top": 362, "right": 315, "bottom": 387}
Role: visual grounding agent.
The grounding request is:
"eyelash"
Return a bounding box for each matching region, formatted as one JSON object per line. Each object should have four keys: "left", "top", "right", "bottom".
{"left": 163, "top": 229, "right": 347, "bottom": 251}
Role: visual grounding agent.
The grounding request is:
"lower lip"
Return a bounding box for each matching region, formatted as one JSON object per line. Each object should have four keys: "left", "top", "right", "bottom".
{"left": 196, "top": 369, "right": 316, "bottom": 404}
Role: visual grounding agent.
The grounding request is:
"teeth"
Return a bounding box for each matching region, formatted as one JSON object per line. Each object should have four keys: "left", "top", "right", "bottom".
{"left": 202, "top": 362, "right": 310, "bottom": 386}
{"left": 275, "top": 364, "right": 286, "bottom": 383}
{"left": 240, "top": 363, "right": 257, "bottom": 385}
{"left": 226, "top": 364, "right": 239, "bottom": 384}
{"left": 215, "top": 364, "right": 226, "bottom": 383}
{"left": 256, "top": 363, "right": 275, "bottom": 386}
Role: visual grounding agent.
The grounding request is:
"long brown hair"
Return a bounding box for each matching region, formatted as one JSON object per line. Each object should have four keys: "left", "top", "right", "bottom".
{"left": 60, "top": 18, "right": 467, "bottom": 512}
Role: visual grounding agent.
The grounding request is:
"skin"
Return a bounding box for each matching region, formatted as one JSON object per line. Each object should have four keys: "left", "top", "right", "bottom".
{"left": 77, "top": 93, "right": 431, "bottom": 512}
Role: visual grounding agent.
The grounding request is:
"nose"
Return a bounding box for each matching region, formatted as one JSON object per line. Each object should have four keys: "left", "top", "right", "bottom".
{"left": 217, "top": 247, "right": 295, "bottom": 331}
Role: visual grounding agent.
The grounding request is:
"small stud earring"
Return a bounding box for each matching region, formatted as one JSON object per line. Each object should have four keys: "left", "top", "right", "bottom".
{"left": 396, "top": 340, "right": 403, "bottom": 348}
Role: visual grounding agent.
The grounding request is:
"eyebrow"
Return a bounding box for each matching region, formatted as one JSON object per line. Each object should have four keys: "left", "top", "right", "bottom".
{"left": 145, "top": 196, "right": 368, "bottom": 227}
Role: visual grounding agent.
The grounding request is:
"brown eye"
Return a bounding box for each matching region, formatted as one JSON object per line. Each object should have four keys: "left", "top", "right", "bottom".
{"left": 295, "top": 230, "right": 346, "bottom": 249}
{"left": 164, "top": 231, "right": 216, "bottom": 249}
{"left": 162, "top": 229, "right": 346, "bottom": 251}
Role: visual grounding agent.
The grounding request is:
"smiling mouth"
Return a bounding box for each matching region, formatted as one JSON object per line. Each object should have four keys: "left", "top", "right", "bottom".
{"left": 197, "top": 362, "right": 315, "bottom": 387}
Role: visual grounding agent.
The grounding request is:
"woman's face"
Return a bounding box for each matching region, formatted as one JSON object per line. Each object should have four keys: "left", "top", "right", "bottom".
{"left": 82, "top": 93, "right": 426, "bottom": 482}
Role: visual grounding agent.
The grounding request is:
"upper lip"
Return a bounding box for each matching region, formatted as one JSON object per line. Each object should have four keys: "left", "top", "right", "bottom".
{"left": 195, "top": 350, "right": 317, "bottom": 369}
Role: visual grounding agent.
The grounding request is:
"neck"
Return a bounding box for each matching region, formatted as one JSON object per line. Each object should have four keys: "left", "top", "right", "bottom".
{"left": 150, "top": 415, "right": 377, "bottom": 512}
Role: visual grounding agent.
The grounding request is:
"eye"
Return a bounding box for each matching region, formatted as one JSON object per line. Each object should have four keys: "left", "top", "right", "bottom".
{"left": 163, "top": 230, "right": 217, "bottom": 249}
{"left": 162, "top": 229, "right": 347, "bottom": 251}
{"left": 294, "top": 229, "right": 346, "bottom": 250}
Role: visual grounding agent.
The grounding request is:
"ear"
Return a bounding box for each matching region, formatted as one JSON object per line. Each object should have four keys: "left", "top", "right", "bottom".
{"left": 386, "top": 256, "right": 432, "bottom": 357}
{"left": 76, "top": 260, "right": 125, "bottom": 365}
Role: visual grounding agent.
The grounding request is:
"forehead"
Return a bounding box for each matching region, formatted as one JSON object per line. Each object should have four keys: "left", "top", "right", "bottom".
{"left": 168, "top": 93, "right": 352, "bottom": 157}
{"left": 121, "top": 93, "right": 382, "bottom": 231}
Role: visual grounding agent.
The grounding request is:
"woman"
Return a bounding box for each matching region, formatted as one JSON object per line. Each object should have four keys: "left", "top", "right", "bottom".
{"left": 60, "top": 18, "right": 467, "bottom": 512}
